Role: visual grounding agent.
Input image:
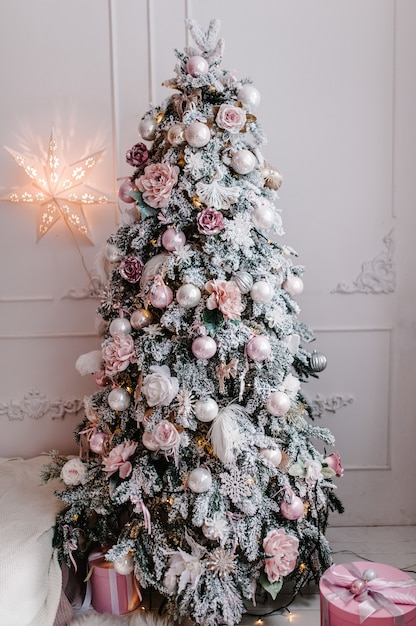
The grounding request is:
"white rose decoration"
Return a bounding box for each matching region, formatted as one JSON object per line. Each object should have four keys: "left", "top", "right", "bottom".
{"left": 304, "top": 459, "right": 323, "bottom": 483}
{"left": 61, "top": 457, "right": 87, "bottom": 486}
{"left": 215, "top": 103, "right": 246, "bottom": 133}
{"left": 282, "top": 373, "right": 301, "bottom": 397}
{"left": 141, "top": 365, "right": 179, "bottom": 407}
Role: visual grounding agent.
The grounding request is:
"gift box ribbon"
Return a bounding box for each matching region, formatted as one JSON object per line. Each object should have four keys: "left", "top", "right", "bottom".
{"left": 321, "top": 563, "right": 416, "bottom": 626}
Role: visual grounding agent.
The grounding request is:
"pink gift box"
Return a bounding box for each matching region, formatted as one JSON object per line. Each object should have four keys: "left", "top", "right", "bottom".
{"left": 88, "top": 549, "right": 140, "bottom": 615}
{"left": 320, "top": 562, "right": 416, "bottom": 626}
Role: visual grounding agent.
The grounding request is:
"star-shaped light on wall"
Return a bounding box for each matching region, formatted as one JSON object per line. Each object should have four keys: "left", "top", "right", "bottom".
{"left": 2, "top": 131, "right": 113, "bottom": 242}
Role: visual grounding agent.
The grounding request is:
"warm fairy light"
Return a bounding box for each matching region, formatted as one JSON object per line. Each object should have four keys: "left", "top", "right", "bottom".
{"left": 2, "top": 131, "right": 113, "bottom": 242}
{"left": 255, "top": 620, "right": 264, "bottom": 625}
{"left": 287, "top": 613, "right": 298, "bottom": 623}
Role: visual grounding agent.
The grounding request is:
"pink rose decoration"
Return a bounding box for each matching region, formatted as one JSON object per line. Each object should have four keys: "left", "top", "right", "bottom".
{"left": 197, "top": 208, "right": 225, "bottom": 235}
{"left": 216, "top": 103, "right": 247, "bottom": 133}
{"left": 102, "top": 440, "right": 138, "bottom": 478}
{"left": 205, "top": 279, "right": 243, "bottom": 320}
{"left": 136, "top": 163, "right": 179, "bottom": 208}
{"left": 152, "top": 420, "right": 180, "bottom": 451}
{"left": 325, "top": 451, "right": 344, "bottom": 477}
{"left": 126, "top": 142, "right": 149, "bottom": 168}
{"left": 102, "top": 333, "right": 136, "bottom": 377}
{"left": 119, "top": 256, "right": 143, "bottom": 283}
{"left": 263, "top": 528, "right": 299, "bottom": 582}
{"left": 61, "top": 458, "right": 87, "bottom": 486}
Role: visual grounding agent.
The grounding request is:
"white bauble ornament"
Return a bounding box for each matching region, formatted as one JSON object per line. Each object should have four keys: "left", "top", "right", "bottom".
{"left": 167, "top": 123, "right": 185, "bottom": 146}
{"left": 259, "top": 447, "right": 282, "bottom": 467}
{"left": 188, "top": 467, "right": 213, "bottom": 493}
{"left": 237, "top": 84, "right": 261, "bottom": 111}
{"left": 283, "top": 275, "right": 304, "bottom": 296}
{"left": 363, "top": 568, "right": 379, "bottom": 581}
{"left": 231, "top": 149, "right": 256, "bottom": 175}
{"left": 138, "top": 118, "right": 157, "bottom": 141}
{"left": 109, "top": 317, "right": 132, "bottom": 336}
{"left": 232, "top": 271, "right": 253, "bottom": 294}
{"left": 194, "top": 398, "right": 219, "bottom": 422}
{"left": 184, "top": 122, "right": 211, "bottom": 148}
{"left": 250, "top": 280, "right": 274, "bottom": 304}
{"left": 130, "top": 309, "right": 152, "bottom": 330}
{"left": 266, "top": 391, "right": 291, "bottom": 416}
{"left": 176, "top": 284, "right": 201, "bottom": 309}
{"left": 105, "top": 243, "right": 123, "bottom": 263}
{"left": 252, "top": 203, "right": 275, "bottom": 231}
{"left": 113, "top": 552, "right": 134, "bottom": 575}
{"left": 108, "top": 388, "right": 131, "bottom": 411}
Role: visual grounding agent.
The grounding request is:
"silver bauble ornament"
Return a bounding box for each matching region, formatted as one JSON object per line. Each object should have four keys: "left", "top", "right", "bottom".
{"left": 109, "top": 317, "right": 132, "bottom": 336}
{"left": 138, "top": 118, "right": 157, "bottom": 141}
{"left": 232, "top": 271, "right": 253, "bottom": 294}
{"left": 309, "top": 350, "right": 327, "bottom": 372}
{"left": 108, "top": 388, "right": 131, "bottom": 411}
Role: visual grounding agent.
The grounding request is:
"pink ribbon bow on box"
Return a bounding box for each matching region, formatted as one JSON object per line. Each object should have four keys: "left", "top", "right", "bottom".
{"left": 322, "top": 562, "right": 416, "bottom": 626}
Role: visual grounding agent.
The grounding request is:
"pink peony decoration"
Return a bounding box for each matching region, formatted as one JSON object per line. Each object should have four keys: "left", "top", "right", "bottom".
{"left": 136, "top": 162, "right": 179, "bottom": 208}
{"left": 263, "top": 528, "right": 299, "bottom": 582}
{"left": 215, "top": 103, "right": 247, "bottom": 133}
{"left": 196, "top": 208, "right": 225, "bottom": 235}
{"left": 102, "top": 440, "right": 138, "bottom": 478}
{"left": 205, "top": 279, "right": 243, "bottom": 320}
{"left": 152, "top": 420, "right": 180, "bottom": 452}
{"left": 102, "top": 333, "right": 136, "bottom": 377}
{"left": 119, "top": 256, "right": 144, "bottom": 283}
{"left": 126, "top": 142, "right": 149, "bottom": 168}
{"left": 324, "top": 451, "right": 344, "bottom": 477}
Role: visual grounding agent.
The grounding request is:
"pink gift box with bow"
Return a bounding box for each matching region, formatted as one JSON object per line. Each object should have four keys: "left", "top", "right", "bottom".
{"left": 88, "top": 549, "right": 141, "bottom": 615}
{"left": 320, "top": 562, "right": 416, "bottom": 626}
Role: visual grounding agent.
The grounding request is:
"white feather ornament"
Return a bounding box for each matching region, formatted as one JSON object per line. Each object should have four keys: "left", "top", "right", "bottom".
{"left": 208, "top": 404, "right": 246, "bottom": 464}
{"left": 140, "top": 252, "right": 170, "bottom": 288}
{"left": 75, "top": 350, "right": 103, "bottom": 376}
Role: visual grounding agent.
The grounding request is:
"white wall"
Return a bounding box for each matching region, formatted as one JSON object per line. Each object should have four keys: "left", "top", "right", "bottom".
{"left": 0, "top": 0, "right": 415, "bottom": 526}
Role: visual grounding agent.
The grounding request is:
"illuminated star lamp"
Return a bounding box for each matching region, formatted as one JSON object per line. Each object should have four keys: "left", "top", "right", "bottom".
{"left": 2, "top": 131, "right": 113, "bottom": 242}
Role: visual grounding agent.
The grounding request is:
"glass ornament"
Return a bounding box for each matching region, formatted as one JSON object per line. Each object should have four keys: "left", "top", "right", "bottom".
{"left": 118, "top": 180, "right": 138, "bottom": 204}
{"left": 251, "top": 203, "right": 275, "bottom": 231}
{"left": 280, "top": 493, "right": 304, "bottom": 520}
{"left": 192, "top": 336, "right": 217, "bottom": 359}
{"left": 138, "top": 118, "right": 157, "bottom": 141}
{"left": 186, "top": 55, "right": 209, "bottom": 76}
{"left": 184, "top": 122, "right": 211, "bottom": 148}
{"left": 142, "top": 431, "right": 160, "bottom": 451}
{"left": 237, "top": 84, "right": 261, "bottom": 111}
{"left": 89, "top": 432, "right": 108, "bottom": 455}
{"left": 109, "top": 317, "right": 132, "bottom": 336}
{"left": 188, "top": 467, "right": 213, "bottom": 493}
{"left": 231, "top": 149, "right": 256, "bottom": 174}
{"left": 232, "top": 271, "right": 253, "bottom": 294}
{"left": 149, "top": 283, "right": 173, "bottom": 308}
{"left": 309, "top": 350, "right": 327, "bottom": 373}
{"left": 104, "top": 243, "right": 123, "bottom": 263}
{"left": 363, "top": 568, "right": 379, "bottom": 581}
{"left": 266, "top": 391, "right": 291, "bottom": 416}
{"left": 283, "top": 275, "right": 304, "bottom": 296}
{"left": 194, "top": 398, "right": 219, "bottom": 422}
{"left": 161, "top": 228, "right": 186, "bottom": 251}
{"left": 108, "top": 388, "right": 131, "bottom": 411}
{"left": 259, "top": 447, "right": 282, "bottom": 467}
{"left": 176, "top": 284, "right": 201, "bottom": 309}
{"left": 130, "top": 309, "right": 152, "bottom": 330}
{"left": 250, "top": 280, "right": 274, "bottom": 304}
{"left": 167, "top": 123, "right": 185, "bottom": 146}
{"left": 246, "top": 335, "right": 271, "bottom": 361}
{"left": 113, "top": 552, "right": 134, "bottom": 575}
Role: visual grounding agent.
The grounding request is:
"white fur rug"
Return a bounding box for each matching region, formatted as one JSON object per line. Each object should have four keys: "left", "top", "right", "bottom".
{"left": 69, "top": 611, "right": 176, "bottom": 626}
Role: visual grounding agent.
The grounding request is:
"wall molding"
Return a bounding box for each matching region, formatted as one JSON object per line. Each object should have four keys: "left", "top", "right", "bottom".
{"left": 309, "top": 393, "right": 354, "bottom": 419}
{"left": 0, "top": 389, "right": 83, "bottom": 421}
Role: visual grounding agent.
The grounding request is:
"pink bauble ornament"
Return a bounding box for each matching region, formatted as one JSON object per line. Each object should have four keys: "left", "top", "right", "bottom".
{"left": 138, "top": 118, "right": 157, "bottom": 141}
{"left": 89, "top": 432, "right": 108, "bottom": 454}
{"left": 350, "top": 579, "right": 367, "bottom": 596}
{"left": 149, "top": 282, "right": 173, "bottom": 308}
{"left": 118, "top": 180, "right": 138, "bottom": 204}
{"left": 161, "top": 228, "right": 186, "bottom": 251}
{"left": 246, "top": 335, "right": 271, "bottom": 361}
{"left": 109, "top": 317, "right": 132, "bottom": 336}
{"left": 94, "top": 369, "right": 109, "bottom": 387}
{"left": 113, "top": 552, "right": 134, "bottom": 576}
{"left": 142, "top": 430, "right": 160, "bottom": 451}
{"left": 167, "top": 123, "right": 185, "bottom": 146}
{"left": 130, "top": 308, "right": 152, "bottom": 330}
{"left": 237, "top": 84, "right": 261, "bottom": 111}
{"left": 184, "top": 122, "right": 211, "bottom": 148}
{"left": 266, "top": 391, "right": 291, "bottom": 416}
{"left": 188, "top": 467, "right": 213, "bottom": 493}
{"left": 186, "top": 55, "right": 209, "bottom": 76}
{"left": 192, "top": 336, "right": 217, "bottom": 359}
{"left": 108, "top": 388, "right": 131, "bottom": 411}
{"left": 176, "top": 283, "right": 201, "bottom": 308}
{"left": 280, "top": 493, "right": 304, "bottom": 520}
{"left": 259, "top": 448, "right": 282, "bottom": 467}
{"left": 231, "top": 149, "right": 256, "bottom": 174}
{"left": 283, "top": 275, "right": 304, "bottom": 296}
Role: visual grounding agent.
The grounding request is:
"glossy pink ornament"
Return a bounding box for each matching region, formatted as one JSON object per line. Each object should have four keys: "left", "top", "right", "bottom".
{"left": 89, "top": 432, "right": 108, "bottom": 454}
{"left": 246, "top": 335, "right": 271, "bottom": 361}
{"left": 161, "top": 228, "right": 186, "bottom": 251}
{"left": 130, "top": 308, "right": 152, "bottom": 330}
{"left": 94, "top": 369, "right": 109, "bottom": 387}
{"left": 192, "top": 336, "right": 217, "bottom": 359}
{"left": 280, "top": 492, "right": 304, "bottom": 520}
{"left": 142, "top": 431, "right": 160, "bottom": 451}
{"left": 266, "top": 391, "right": 291, "bottom": 416}
{"left": 149, "top": 282, "right": 173, "bottom": 308}
{"left": 184, "top": 122, "right": 211, "bottom": 148}
{"left": 118, "top": 180, "right": 138, "bottom": 203}
{"left": 350, "top": 578, "right": 367, "bottom": 595}
{"left": 186, "top": 55, "right": 209, "bottom": 76}
{"left": 283, "top": 275, "right": 304, "bottom": 296}
{"left": 231, "top": 149, "right": 256, "bottom": 174}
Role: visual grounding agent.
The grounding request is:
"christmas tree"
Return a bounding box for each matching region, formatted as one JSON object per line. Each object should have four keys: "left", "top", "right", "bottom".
{"left": 44, "top": 19, "right": 343, "bottom": 626}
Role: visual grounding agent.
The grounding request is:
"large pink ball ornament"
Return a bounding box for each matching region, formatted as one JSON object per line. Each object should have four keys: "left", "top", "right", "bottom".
{"left": 237, "top": 84, "right": 261, "bottom": 111}
{"left": 192, "top": 336, "right": 217, "bottom": 360}
{"left": 246, "top": 335, "right": 271, "bottom": 361}
{"left": 161, "top": 228, "right": 186, "bottom": 251}
{"left": 138, "top": 118, "right": 157, "bottom": 141}
{"left": 186, "top": 55, "right": 209, "bottom": 76}
{"left": 108, "top": 388, "right": 131, "bottom": 411}
{"left": 118, "top": 179, "right": 138, "bottom": 204}
{"left": 89, "top": 431, "right": 108, "bottom": 455}
{"left": 176, "top": 284, "right": 201, "bottom": 309}
{"left": 231, "top": 149, "right": 256, "bottom": 175}
{"left": 149, "top": 282, "right": 173, "bottom": 308}
{"left": 283, "top": 275, "right": 304, "bottom": 296}
{"left": 184, "top": 122, "right": 211, "bottom": 148}
{"left": 266, "top": 391, "right": 291, "bottom": 416}
{"left": 259, "top": 447, "right": 282, "bottom": 467}
{"left": 188, "top": 467, "right": 213, "bottom": 493}
{"left": 280, "top": 492, "right": 304, "bottom": 520}
{"left": 109, "top": 317, "right": 132, "bottom": 336}
{"left": 130, "top": 309, "right": 152, "bottom": 330}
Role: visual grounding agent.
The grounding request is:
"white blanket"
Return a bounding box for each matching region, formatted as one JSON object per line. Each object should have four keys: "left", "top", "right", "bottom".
{"left": 0, "top": 456, "right": 64, "bottom": 626}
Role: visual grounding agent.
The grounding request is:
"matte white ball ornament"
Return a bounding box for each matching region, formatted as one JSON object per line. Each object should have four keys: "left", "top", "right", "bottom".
{"left": 108, "top": 388, "right": 131, "bottom": 411}
{"left": 109, "top": 317, "right": 132, "bottom": 336}
{"left": 104, "top": 243, "right": 123, "bottom": 263}
{"left": 113, "top": 552, "right": 134, "bottom": 575}
{"left": 237, "top": 84, "right": 261, "bottom": 111}
{"left": 184, "top": 122, "right": 211, "bottom": 148}
{"left": 250, "top": 280, "right": 274, "bottom": 304}
{"left": 138, "top": 118, "right": 157, "bottom": 141}
{"left": 283, "top": 275, "right": 304, "bottom": 296}
{"left": 188, "top": 467, "right": 213, "bottom": 493}
{"left": 176, "top": 284, "right": 201, "bottom": 309}
{"left": 246, "top": 335, "right": 271, "bottom": 361}
{"left": 259, "top": 447, "right": 282, "bottom": 467}
{"left": 252, "top": 203, "right": 275, "bottom": 231}
{"left": 266, "top": 391, "right": 291, "bottom": 416}
{"left": 231, "top": 149, "right": 256, "bottom": 174}
{"left": 194, "top": 398, "right": 219, "bottom": 422}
